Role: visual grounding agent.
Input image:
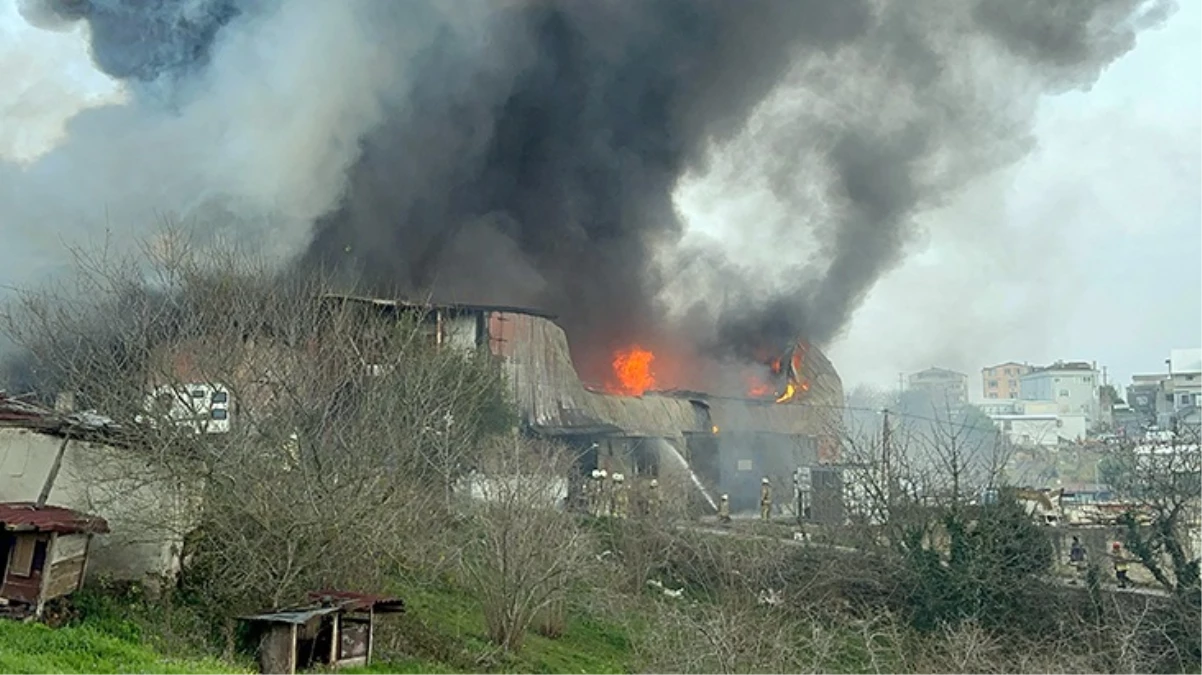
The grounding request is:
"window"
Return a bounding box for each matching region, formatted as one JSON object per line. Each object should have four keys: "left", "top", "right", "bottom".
{"left": 211, "top": 409, "right": 228, "bottom": 420}
{"left": 987, "top": 393, "right": 998, "bottom": 399}
{"left": 1059, "top": 390, "right": 1070, "bottom": 397}
{"left": 9, "top": 536, "right": 35, "bottom": 577}
{"left": 1181, "top": 393, "right": 1194, "bottom": 407}
{"left": 190, "top": 389, "right": 205, "bottom": 399}
{"left": 988, "top": 380, "right": 998, "bottom": 388}
{"left": 1008, "top": 380, "right": 1017, "bottom": 389}
{"left": 211, "top": 391, "right": 229, "bottom": 404}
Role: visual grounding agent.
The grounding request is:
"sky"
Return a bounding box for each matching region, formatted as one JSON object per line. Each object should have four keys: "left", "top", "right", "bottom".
{"left": 1, "top": 0, "right": 1199, "bottom": 401}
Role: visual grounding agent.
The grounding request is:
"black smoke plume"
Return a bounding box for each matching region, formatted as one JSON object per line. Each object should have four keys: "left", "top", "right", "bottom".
{"left": 15, "top": 0, "right": 1174, "bottom": 384}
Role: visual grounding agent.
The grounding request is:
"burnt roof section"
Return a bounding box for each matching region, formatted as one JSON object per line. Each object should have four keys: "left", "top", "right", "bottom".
{"left": 0, "top": 393, "right": 127, "bottom": 446}
{"left": 0, "top": 502, "right": 111, "bottom": 535}
{"left": 320, "top": 293, "right": 557, "bottom": 320}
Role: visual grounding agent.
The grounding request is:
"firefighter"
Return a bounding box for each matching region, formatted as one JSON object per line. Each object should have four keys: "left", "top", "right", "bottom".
{"left": 760, "top": 477, "right": 773, "bottom": 521}
{"left": 596, "top": 469, "right": 609, "bottom": 516}
{"left": 612, "top": 472, "right": 628, "bottom": 518}
{"left": 1112, "top": 542, "right": 1131, "bottom": 588}
{"left": 718, "top": 493, "right": 731, "bottom": 523}
{"left": 586, "top": 469, "right": 602, "bottom": 516}
{"left": 647, "top": 478, "right": 660, "bottom": 519}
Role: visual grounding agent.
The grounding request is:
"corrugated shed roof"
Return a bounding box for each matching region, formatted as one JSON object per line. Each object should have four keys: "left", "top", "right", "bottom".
{"left": 307, "top": 590, "right": 405, "bottom": 613}
{"left": 0, "top": 502, "right": 111, "bottom": 534}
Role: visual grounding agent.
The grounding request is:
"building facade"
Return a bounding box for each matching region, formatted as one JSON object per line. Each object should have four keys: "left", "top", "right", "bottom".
{"left": 907, "top": 367, "right": 969, "bottom": 408}
{"left": 1168, "top": 345, "right": 1202, "bottom": 410}
{"left": 1020, "top": 361, "right": 1100, "bottom": 426}
{"left": 979, "top": 399, "right": 1087, "bottom": 447}
{"left": 981, "top": 362, "right": 1030, "bottom": 400}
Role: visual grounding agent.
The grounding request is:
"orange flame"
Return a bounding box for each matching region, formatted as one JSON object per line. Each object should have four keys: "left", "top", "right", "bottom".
{"left": 611, "top": 346, "right": 656, "bottom": 396}
{"left": 746, "top": 375, "right": 774, "bottom": 398}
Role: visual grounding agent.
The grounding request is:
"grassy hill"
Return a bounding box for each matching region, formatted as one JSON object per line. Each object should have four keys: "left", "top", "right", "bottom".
{"left": 0, "top": 620, "right": 240, "bottom": 674}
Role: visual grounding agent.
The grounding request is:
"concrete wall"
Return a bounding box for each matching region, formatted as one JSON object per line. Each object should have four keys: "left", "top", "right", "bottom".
{"left": 0, "top": 427, "right": 197, "bottom": 584}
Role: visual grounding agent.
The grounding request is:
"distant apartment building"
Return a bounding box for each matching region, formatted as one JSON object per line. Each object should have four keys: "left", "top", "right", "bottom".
{"left": 1126, "top": 348, "right": 1201, "bottom": 433}
{"left": 908, "top": 367, "right": 969, "bottom": 408}
{"left": 1169, "top": 348, "right": 1201, "bottom": 416}
{"left": 1020, "top": 361, "right": 1100, "bottom": 426}
{"left": 981, "top": 362, "right": 1030, "bottom": 399}
{"left": 1127, "top": 374, "right": 1169, "bottom": 425}
{"left": 979, "top": 398, "right": 1086, "bottom": 447}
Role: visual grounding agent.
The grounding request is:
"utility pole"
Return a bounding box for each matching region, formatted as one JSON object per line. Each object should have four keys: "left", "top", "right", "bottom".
{"left": 881, "top": 408, "right": 892, "bottom": 512}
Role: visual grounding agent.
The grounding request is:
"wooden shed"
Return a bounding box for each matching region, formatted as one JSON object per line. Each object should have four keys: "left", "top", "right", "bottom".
{"left": 0, "top": 502, "right": 109, "bottom": 619}
{"left": 238, "top": 590, "right": 405, "bottom": 674}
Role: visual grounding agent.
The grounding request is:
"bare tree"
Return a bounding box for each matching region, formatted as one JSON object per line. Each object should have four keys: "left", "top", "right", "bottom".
{"left": 1104, "top": 425, "right": 1201, "bottom": 596}
{"left": 455, "top": 437, "right": 591, "bottom": 653}
{"left": 0, "top": 233, "right": 514, "bottom": 625}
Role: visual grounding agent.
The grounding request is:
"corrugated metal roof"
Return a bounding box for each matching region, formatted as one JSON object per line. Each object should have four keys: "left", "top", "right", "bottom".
{"left": 239, "top": 605, "right": 342, "bottom": 625}
{"left": 494, "top": 312, "right": 842, "bottom": 439}
{"left": 307, "top": 590, "right": 405, "bottom": 613}
{"left": 0, "top": 502, "right": 111, "bottom": 534}
{"left": 321, "top": 293, "right": 558, "bottom": 320}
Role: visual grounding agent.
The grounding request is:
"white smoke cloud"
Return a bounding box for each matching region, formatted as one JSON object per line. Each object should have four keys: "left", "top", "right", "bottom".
{"left": 0, "top": 0, "right": 457, "bottom": 288}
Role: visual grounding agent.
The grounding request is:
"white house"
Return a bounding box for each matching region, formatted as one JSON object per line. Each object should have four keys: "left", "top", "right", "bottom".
{"left": 1168, "top": 345, "right": 1202, "bottom": 410}
{"left": 980, "top": 399, "right": 1087, "bottom": 447}
{"left": 1020, "top": 362, "right": 1100, "bottom": 426}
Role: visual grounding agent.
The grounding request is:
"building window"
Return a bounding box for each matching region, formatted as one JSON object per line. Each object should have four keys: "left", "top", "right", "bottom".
{"left": 1008, "top": 380, "right": 1017, "bottom": 389}
{"left": 988, "top": 380, "right": 998, "bottom": 388}
{"left": 9, "top": 537, "right": 35, "bottom": 577}
{"left": 1059, "top": 390, "right": 1070, "bottom": 397}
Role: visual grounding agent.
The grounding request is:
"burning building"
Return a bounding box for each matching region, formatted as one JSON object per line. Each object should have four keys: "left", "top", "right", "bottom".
{"left": 321, "top": 294, "right": 843, "bottom": 515}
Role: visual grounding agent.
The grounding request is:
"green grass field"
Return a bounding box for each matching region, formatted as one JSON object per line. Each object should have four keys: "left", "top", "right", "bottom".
{"left": 0, "top": 580, "right": 637, "bottom": 675}
{"left": 0, "top": 620, "right": 241, "bottom": 674}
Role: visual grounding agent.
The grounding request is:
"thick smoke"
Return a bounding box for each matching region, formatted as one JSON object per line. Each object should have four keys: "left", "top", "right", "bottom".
{"left": 6, "top": 0, "right": 1174, "bottom": 384}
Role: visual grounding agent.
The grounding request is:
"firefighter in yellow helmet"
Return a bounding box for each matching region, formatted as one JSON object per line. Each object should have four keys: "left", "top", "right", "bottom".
{"left": 760, "top": 477, "right": 772, "bottom": 521}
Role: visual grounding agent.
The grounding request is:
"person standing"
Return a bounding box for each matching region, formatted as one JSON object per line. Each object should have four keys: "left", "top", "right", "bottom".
{"left": 613, "top": 473, "right": 628, "bottom": 519}
{"left": 647, "top": 478, "right": 660, "bottom": 519}
{"left": 1068, "top": 536, "right": 1087, "bottom": 580}
{"left": 760, "top": 477, "right": 773, "bottom": 522}
{"left": 1111, "top": 541, "right": 1130, "bottom": 588}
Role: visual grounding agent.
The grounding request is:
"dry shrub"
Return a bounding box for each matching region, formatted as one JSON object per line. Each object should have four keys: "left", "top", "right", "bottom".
{"left": 456, "top": 438, "right": 592, "bottom": 653}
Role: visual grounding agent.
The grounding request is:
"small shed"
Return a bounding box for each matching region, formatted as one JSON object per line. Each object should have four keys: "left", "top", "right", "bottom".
{"left": 0, "top": 502, "right": 110, "bottom": 619}
{"left": 238, "top": 590, "right": 405, "bottom": 674}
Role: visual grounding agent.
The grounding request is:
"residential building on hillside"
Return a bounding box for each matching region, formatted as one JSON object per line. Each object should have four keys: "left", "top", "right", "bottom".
{"left": 981, "top": 362, "right": 1030, "bottom": 399}
{"left": 1127, "top": 374, "right": 1169, "bottom": 423}
{"left": 1020, "top": 361, "right": 1100, "bottom": 426}
{"left": 1169, "top": 347, "right": 1201, "bottom": 406}
{"left": 980, "top": 398, "right": 1087, "bottom": 447}
{"left": 907, "top": 367, "right": 968, "bottom": 408}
